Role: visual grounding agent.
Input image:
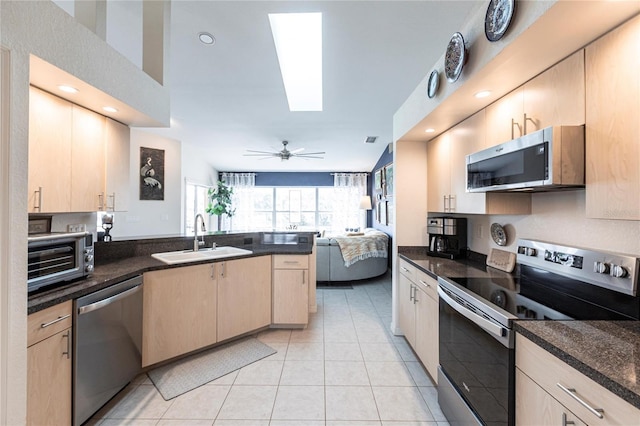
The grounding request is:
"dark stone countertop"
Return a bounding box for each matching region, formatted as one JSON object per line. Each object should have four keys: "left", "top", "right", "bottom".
{"left": 399, "top": 246, "right": 640, "bottom": 411}
{"left": 28, "top": 235, "right": 315, "bottom": 314}
{"left": 516, "top": 320, "right": 640, "bottom": 410}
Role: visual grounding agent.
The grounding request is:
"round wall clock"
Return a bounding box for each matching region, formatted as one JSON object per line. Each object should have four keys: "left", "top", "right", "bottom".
{"left": 444, "top": 32, "right": 467, "bottom": 83}
{"left": 490, "top": 222, "right": 507, "bottom": 246}
{"left": 427, "top": 70, "right": 439, "bottom": 99}
{"left": 485, "top": 0, "right": 516, "bottom": 42}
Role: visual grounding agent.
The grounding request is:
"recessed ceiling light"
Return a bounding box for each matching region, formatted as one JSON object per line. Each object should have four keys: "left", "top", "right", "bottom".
{"left": 475, "top": 90, "right": 491, "bottom": 98}
{"left": 425, "top": 128, "right": 435, "bottom": 133}
{"left": 103, "top": 106, "right": 118, "bottom": 113}
{"left": 58, "top": 85, "right": 78, "bottom": 94}
{"left": 198, "top": 32, "right": 215, "bottom": 45}
{"left": 269, "top": 12, "right": 323, "bottom": 112}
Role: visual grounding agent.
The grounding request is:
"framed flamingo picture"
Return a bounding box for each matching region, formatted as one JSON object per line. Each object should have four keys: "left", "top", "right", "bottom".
{"left": 140, "top": 147, "right": 165, "bottom": 200}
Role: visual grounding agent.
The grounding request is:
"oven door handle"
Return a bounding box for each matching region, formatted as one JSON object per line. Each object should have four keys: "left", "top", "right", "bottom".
{"left": 438, "top": 286, "right": 506, "bottom": 338}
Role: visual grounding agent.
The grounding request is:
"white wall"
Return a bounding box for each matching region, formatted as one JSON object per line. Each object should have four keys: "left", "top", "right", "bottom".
{"left": 181, "top": 140, "right": 218, "bottom": 231}
{"left": 464, "top": 191, "right": 640, "bottom": 256}
{"left": 112, "top": 129, "right": 182, "bottom": 238}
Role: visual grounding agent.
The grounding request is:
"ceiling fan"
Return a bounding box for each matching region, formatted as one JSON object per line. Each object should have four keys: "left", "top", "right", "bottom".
{"left": 244, "top": 140, "right": 325, "bottom": 161}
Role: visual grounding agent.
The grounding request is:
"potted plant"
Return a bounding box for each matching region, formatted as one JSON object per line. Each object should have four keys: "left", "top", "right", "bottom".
{"left": 206, "top": 180, "right": 236, "bottom": 230}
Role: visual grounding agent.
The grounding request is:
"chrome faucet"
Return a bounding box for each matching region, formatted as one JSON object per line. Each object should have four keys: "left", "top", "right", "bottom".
{"left": 194, "top": 214, "right": 206, "bottom": 251}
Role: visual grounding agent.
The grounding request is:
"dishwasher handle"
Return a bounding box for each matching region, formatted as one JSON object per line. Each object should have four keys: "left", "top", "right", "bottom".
{"left": 78, "top": 284, "right": 142, "bottom": 316}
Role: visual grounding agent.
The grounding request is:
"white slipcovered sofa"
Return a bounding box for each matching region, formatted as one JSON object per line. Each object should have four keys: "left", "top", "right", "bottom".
{"left": 316, "top": 228, "right": 389, "bottom": 282}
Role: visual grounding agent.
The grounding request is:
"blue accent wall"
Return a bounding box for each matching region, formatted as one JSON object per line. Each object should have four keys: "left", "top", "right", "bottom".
{"left": 255, "top": 172, "right": 334, "bottom": 187}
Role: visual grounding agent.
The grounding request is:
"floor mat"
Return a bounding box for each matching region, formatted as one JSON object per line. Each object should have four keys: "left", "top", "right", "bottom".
{"left": 147, "top": 336, "right": 276, "bottom": 400}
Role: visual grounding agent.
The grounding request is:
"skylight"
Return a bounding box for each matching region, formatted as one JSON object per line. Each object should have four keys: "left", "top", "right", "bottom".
{"left": 268, "top": 12, "right": 322, "bottom": 112}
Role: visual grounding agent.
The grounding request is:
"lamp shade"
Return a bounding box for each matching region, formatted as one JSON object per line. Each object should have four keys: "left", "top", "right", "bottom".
{"left": 359, "top": 195, "right": 372, "bottom": 210}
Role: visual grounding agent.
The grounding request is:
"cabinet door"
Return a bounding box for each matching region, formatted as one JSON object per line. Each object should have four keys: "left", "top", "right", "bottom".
{"left": 485, "top": 88, "right": 524, "bottom": 146}
{"left": 27, "top": 328, "right": 72, "bottom": 426}
{"left": 28, "top": 86, "right": 72, "bottom": 213}
{"left": 426, "top": 132, "right": 450, "bottom": 213}
{"left": 414, "top": 287, "right": 438, "bottom": 384}
{"left": 516, "top": 368, "right": 586, "bottom": 426}
{"left": 449, "top": 110, "right": 487, "bottom": 214}
{"left": 585, "top": 15, "right": 640, "bottom": 220}
{"left": 142, "top": 263, "right": 217, "bottom": 367}
{"left": 273, "top": 269, "right": 309, "bottom": 325}
{"left": 218, "top": 256, "right": 271, "bottom": 341}
{"left": 71, "top": 104, "right": 106, "bottom": 212}
{"left": 523, "top": 50, "right": 585, "bottom": 134}
{"left": 105, "top": 118, "right": 130, "bottom": 212}
{"left": 398, "top": 273, "right": 416, "bottom": 346}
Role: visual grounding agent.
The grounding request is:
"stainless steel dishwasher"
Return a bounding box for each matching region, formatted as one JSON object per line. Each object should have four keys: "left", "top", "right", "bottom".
{"left": 73, "top": 275, "right": 143, "bottom": 426}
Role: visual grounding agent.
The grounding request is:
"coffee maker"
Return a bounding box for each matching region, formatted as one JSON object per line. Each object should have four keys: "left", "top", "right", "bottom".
{"left": 427, "top": 217, "right": 467, "bottom": 259}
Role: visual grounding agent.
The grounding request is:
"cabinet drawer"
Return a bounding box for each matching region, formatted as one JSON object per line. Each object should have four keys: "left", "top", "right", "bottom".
{"left": 398, "top": 259, "right": 417, "bottom": 282}
{"left": 28, "top": 301, "right": 73, "bottom": 347}
{"left": 273, "top": 255, "right": 308, "bottom": 269}
{"left": 516, "top": 334, "right": 639, "bottom": 426}
{"left": 415, "top": 269, "right": 438, "bottom": 301}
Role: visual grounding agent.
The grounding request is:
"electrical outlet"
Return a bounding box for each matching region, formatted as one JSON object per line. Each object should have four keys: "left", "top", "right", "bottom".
{"left": 67, "top": 224, "right": 86, "bottom": 232}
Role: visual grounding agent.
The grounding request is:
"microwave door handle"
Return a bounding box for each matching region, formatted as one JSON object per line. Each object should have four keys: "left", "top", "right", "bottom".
{"left": 437, "top": 286, "right": 505, "bottom": 339}
{"left": 77, "top": 284, "right": 142, "bottom": 316}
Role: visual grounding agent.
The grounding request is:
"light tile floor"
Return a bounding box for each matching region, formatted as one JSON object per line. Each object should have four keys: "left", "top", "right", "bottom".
{"left": 89, "top": 272, "right": 450, "bottom": 425}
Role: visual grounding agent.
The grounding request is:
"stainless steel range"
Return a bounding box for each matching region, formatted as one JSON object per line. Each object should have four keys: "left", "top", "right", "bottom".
{"left": 437, "top": 239, "right": 640, "bottom": 426}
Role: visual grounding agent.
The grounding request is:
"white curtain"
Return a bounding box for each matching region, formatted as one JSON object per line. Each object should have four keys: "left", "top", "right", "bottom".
{"left": 220, "top": 172, "right": 256, "bottom": 230}
{"left": 333, "top": 173, "right": 368, "bottom": 233}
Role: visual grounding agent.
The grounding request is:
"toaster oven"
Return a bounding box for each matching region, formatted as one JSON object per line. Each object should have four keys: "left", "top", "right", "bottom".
{"left": 27, "top": 232, "right": 94, "bottom": 293}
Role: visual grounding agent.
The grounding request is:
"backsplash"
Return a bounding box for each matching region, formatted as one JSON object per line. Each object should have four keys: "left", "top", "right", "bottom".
{"left": 464, "top": 190, "right": 640, "bottom": 256}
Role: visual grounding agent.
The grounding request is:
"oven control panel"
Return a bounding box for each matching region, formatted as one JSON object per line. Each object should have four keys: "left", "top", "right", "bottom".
{"left": 517, "top": 239, "right": 639, "bottom": 296}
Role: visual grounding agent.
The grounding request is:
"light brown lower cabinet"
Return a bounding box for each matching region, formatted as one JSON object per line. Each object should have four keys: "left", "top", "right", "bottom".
{"left": 516, "top": 368, "right": 586, "bottom": 426}
{"left": 516, "top": 333, "right": 640, "bottom": 425}
{"left": 398, "top": 258, "right": 439, "bottom": 383}
{"left": 217, "top": 255, "right": 272, "bottom": 342}
{"left": 142, "top": 263, "right": 217, "bottom": 367}
{"left": 27, "top": 301, "right": 73, "bottom": 426}
{"left": 272, "top": 255, "right": 309, "bottom": 326}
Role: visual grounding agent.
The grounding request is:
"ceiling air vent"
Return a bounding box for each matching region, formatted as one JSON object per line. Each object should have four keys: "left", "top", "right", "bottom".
{"left": 364, "top": 136, "right": 377, "bottom": 144}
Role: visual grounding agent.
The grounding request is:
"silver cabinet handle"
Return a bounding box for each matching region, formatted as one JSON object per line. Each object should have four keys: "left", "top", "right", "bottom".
{"left": 302, "top": 270, "right": 306, "bottom": 284}
{"left": 409, "top": 284, "right": 414, "bottom": 302}
{"left": 562, "top": 412, "right": 575, "bottom": 426}
{"left": 283, "top": 260, "right": 300, "bottom": 264}
{"left": 34, "top": 187, "right": 42, "bottom": 212}
{"left": 210, "top": 264, "right": 215, "bottom": 279}
{"left": 511, "top": 118, "right": 522, "bottom": 139}
{"left": 62, "top": 330, "right": 71, "bottom": 359}
{"left": 78, "top": 284, "right": 142, "bottom": 315}
{"left": 419, "top": 279, "right": 430, "bottom": 288}
{"left": 107, "top": 192, "right": 116, "bottom": 211}
{"left": 220, "top": 262, "right": 225, "bottom": 278}
{"left": 98, "top": 192, "right": 105, "bottom": 210}
{"left": 448, "top": 195, "right": 455, "bottom": 212}
{"left": 401, "top": 266, "right": 409, "bottom": 273}
{"left": 40, "top": 314, "right": 71, "bottom": 328}
{"left": 524, "top": 113, "right": 536, "bottom": 135}
{"left": 556, "top": 383, "right": 604, "bottom": 419}
{"left": 413, "top": 285, "right": 419, "bottom": 304}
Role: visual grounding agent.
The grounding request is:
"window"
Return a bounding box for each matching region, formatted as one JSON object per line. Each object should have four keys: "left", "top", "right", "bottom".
{"left": 230, "top": 186, "right": 365, "bottom": 233}
{"left": 185, "top": 181, "right": 212, "bottom": 234}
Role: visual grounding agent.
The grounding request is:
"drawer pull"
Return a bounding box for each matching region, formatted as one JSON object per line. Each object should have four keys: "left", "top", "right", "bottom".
{"left": 283, "top": 261, "right": 300, "bottom": 264}
{"left": 401, "top": 267, "right": 409, "bottom": 273}
{"left": 562, "top": 412, "right": 575, "bottom": 426}
{"left": 419, "top": 279, "right": 430, "bottom": 288}
{"left": 40, "top": 314, "right": 70, "bottom": 329}
{"left": 557, "top": 382, "right": 604, "bottom": 419}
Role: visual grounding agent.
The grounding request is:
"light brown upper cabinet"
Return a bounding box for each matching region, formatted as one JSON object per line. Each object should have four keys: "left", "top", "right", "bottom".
{"left": 71, "top": 104, "right": 106, "bottom": 212}
{"left": 28, "top": 86, "right": 130, "bottom": 213}
{"left": 585, "top": 15, "right": 640, "bottom": 220}
{"left": 486, "top": 50, "right": 585, "bottom": 147}
{"left": 28, "top": 86, "right": 73, "bottom": 213}
{"left": 427, "top": 110, "right": 531, "bottom": 215}
{"left": 105, "top": 118, "right": 131, "bottom": 212}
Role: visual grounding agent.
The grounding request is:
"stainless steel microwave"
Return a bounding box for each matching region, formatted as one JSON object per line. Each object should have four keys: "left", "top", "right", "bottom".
{"left": 28, "top": 232, "right": 94, "bottom": 293}
{"left": 466, "top": 125, "right": 585, "bottom": 192}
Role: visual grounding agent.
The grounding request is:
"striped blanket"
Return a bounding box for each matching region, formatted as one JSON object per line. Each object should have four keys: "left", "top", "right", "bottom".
{"left": 332, "top": 229, "right": 389, "bottom": 267}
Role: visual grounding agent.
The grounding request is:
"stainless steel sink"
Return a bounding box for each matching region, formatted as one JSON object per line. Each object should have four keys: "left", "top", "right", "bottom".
{"left": 151, "top": 246, "right": 253, "bottom": 265}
